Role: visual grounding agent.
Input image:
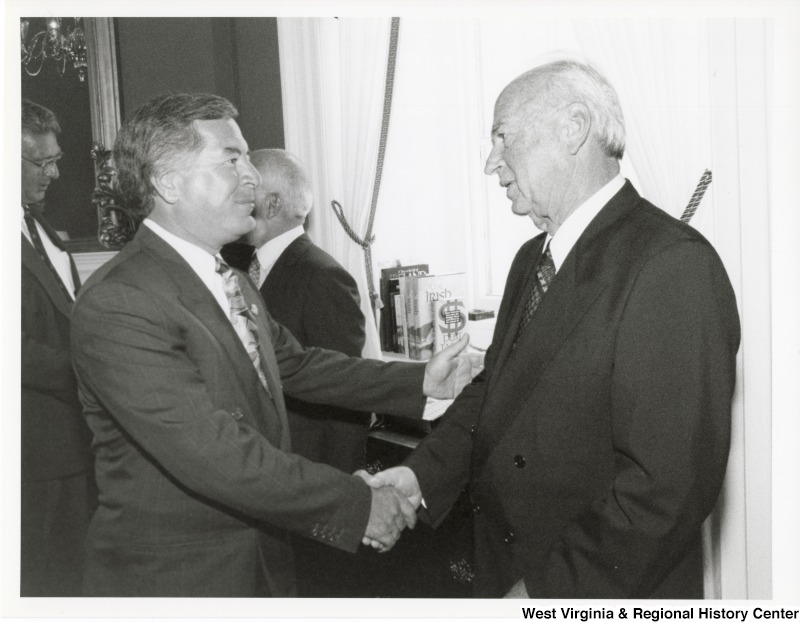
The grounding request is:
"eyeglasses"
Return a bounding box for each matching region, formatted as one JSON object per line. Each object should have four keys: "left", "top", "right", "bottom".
{"left": 22, "top": 152, "right": 64, "bottom": 172}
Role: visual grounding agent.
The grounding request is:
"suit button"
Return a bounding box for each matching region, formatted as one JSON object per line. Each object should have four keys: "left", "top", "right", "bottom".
{"left": 470, "top": 425, "right": 477, "bottom": 435}
{"left": 231, "top": 408, "right": 244, "bottom": 421}
{"left": 514, "top": 455, "right": 525, "bottom": 468}
{"left": 503, "top": 531, "right": 516, "bottom": 544}
{"left": 472, "top": 503, "right": 482, "bottom": 514}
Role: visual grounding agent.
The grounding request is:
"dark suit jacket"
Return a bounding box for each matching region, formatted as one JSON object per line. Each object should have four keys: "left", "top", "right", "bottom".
{"left": 71, "top": 225, "right": 426, "bottom": 597}
{"left": 259, "top": 233, "right": 370, "bottom": 473}
{"left": 21, "top": 228, "right": 90, "bottom": 481}
{"left": 405, "top": 181, "right": 740, "bottom": 598}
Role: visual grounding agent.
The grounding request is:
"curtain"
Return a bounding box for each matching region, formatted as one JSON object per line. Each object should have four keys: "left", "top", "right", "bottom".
{"left": 277, "top": 17, "right": 392, "bottom": 359}
{"left": 571, "top": 19, "right": 714, "bottom": 227}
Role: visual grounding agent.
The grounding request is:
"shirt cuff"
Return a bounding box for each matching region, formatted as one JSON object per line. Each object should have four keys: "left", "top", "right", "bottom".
{"left": 422, "top": 397, "right": 453, "bottom": 421}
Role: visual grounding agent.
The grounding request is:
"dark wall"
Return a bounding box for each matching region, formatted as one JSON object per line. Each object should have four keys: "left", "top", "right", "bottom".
{"left": 19, "top": 17, "right": 285, "bottom": 246}
{"left": 116, "top": 17, "right": 285, "bottom": 150}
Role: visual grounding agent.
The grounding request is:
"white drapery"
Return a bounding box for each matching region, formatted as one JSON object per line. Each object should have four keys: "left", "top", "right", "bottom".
{"left": 571, "top": 20, "right": 715, "bottom": 230}
{"left": 277, "top": 17, "right": 392, "bottom": 359}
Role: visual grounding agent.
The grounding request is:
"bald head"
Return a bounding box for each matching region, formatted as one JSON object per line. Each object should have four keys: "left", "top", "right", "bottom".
{"left": 247, "top": 149, "right": 313, "bottom": 248}
{"left": 500, "top": 59, "right": 626, "bottom": 159}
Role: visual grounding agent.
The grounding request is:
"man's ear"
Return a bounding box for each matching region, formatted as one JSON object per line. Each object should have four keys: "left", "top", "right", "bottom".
{"left": 563, "top": 103, "right": 591, "bottom": 155}
{"left": 151, "top": 170, "right": 180, "bottom": 205}
{"left": 266, "top": 193, "right": 282, "bottom": 219}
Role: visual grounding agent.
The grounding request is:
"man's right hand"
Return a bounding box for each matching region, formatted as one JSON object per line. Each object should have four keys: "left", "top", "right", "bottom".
{"left": 362, "top": 485, "right": 417, "bottom": 552}
{"left": 356, "top": 466, "right": 423, "bottom": 508}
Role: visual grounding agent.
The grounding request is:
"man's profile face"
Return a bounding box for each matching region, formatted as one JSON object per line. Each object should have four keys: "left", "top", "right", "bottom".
{"left": 484, "top": 84, "right": 568, "bottom": 232}
{"left": 169, "top": 118, "right": 261, "bottom": 254}
{"left": 21, "top": 131, "right": 61, "bottom": 205}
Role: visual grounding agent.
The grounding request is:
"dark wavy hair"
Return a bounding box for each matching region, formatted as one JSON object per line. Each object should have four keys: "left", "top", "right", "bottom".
{"left": 22, "top": 99, "right": 61, "bottom": 136}
{"left": 113, "top": 93, "right": 238, "bottom": 220}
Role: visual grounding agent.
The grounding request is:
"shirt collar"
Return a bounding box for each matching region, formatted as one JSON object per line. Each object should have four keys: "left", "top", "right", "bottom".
{"left": 142, "top": 218, "right": 232, "bottom": 314}
{"left": 143, "top": 218, "right": 219, "bottom": 272}
{"left": 548, "top": 174, "right": 625, "bottom": 271}
{"left": 255, "top": 225, "right": 305, "bottom": 279}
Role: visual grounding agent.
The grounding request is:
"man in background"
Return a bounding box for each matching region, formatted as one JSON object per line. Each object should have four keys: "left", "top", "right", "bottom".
{"left": 240, "top": 149, "right": 371, "bottom": 474}
{"left": 20, "top": 99, "right": 95, "bottom": 596}
{"left": 71, "top": 92, "right": 470, "bottom": 597}
{"left": 366, "top": 59, "right": 740, "bottom": 598}
{"left": 234, "top": 148, "right": 372, "bottom": 596}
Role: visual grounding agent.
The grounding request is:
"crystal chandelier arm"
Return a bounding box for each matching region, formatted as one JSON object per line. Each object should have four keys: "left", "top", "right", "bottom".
{"left": 20, "top": 17, "right": 87, "bottom": 81}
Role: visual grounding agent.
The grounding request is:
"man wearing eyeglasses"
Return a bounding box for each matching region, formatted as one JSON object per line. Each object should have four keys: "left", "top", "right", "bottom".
{"left": 20, "top": 99, "right": 95, "bottom": 596}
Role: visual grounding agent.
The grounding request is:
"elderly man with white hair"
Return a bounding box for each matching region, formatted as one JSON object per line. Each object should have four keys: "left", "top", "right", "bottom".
{"left": 365, "top": 59, "right": 741, "bottom": 599}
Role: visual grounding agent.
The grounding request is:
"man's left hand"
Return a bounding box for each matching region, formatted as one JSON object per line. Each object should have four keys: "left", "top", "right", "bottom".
{"left": 422, "top": 334, "right": 471, "bottom": 399}
{"left": 504, "top": 579, "right": 529, "bottom": 598}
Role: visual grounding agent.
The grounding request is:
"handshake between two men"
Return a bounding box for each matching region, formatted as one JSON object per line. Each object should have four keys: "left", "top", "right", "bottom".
{"left": 357, "top": 465, "right": 423, "bottom": 552}
{"left": 353, "top": 334, "right": 473, "bottom": 552}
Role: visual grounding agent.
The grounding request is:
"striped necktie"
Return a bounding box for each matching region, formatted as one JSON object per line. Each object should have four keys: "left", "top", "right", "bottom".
{"left": 513, "top": 243, "right": 555, "bottom": 345}
{"left": 248, "top": 252, "right": 262, "bottom": 286}
{"left": 215, "top": 258, "right": 270, "bottom": 394}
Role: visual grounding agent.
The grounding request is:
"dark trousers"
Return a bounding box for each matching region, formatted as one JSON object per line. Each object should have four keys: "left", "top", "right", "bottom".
{"left": 21, "top": 472, "right": 96, "bottom": 596}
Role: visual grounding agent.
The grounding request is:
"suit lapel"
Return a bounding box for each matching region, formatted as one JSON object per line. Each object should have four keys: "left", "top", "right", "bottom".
{"left": 21, "top": 234, "right": 73, "bottom": 318}
{"left": 487, "top": 235, "right": 547, "bottom": 388}
{"left": 475, "top": 181, "right": 641, "bottom": 458}
{"left": 35, "top": 213, "right": 68, "bottom": 251}
{"left": 137, "top": 228, "right": 280, "bottom": 416}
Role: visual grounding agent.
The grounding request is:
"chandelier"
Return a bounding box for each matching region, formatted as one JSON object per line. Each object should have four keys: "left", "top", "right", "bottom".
{"left": 20, "top": 17, "right": 88, "bottom": 82}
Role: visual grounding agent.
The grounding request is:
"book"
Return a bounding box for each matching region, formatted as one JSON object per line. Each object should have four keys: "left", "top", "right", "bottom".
{"left": 409, "top": 272, "right": 468, "bottom": 360}
{"left": 393, "top": 292, "right": 407, "bottom": 355}
{"left": 433, "top": 298, "right": 469, "bottom": 353}
{"left": 379, "top": 263, "right": 428, "bottom": 351}
{"left": 402, "top": 274, "right": 419, "bottom": 358}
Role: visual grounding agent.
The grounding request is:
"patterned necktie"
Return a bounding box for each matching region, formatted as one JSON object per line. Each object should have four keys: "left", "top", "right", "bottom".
{"left": 23, "top": 205, "right": 76, "bottom": 300}
{"left": 215, "top": 258, "right": 271, "bottom": 394}
{"left": 513, "top": 242, "right": 556, "bottom": 345}
{"left": 248, "top": 252, "right": 262, "bottom": 286}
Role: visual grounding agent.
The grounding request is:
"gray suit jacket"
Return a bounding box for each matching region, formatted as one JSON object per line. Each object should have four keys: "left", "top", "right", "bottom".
{"left": 72, "top": 225, "right": 426, "bottom": 597}
{"left": 21, "top": 222, "right": 90, "bottom": 481}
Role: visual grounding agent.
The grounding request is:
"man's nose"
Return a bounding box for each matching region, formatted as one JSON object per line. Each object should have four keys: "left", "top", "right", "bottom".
{"left": 44, "top": 162, "right": 60, "bottom": 180}
{"left": 484, "top": 145, "right": 501, "bottom": 176}
{"left": 240, "top": 158, "right": 261, "bottom": 186}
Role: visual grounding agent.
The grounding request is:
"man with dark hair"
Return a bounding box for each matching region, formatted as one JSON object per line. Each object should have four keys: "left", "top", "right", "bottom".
{"left": 21, "top": 99, "right": 94, "bottom": 596}
{"left": 71, "top": 93, "right": 470, "bottom": 597}
{"left": 366, "top": 59, "right": 740, "bottom": 598}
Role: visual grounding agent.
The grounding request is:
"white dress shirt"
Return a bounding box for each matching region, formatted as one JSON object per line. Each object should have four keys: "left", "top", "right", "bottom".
{"left": 252, "top": 225, "right": 305, "bottom": 287}
{"left": 143, "top": 219, "right": 230, "bottom": 315}
{"left": 21, "top": 206, "right": 76, "bottom": 299}
{"left": 545, "top": 174, "right": 625, "bottom": 271}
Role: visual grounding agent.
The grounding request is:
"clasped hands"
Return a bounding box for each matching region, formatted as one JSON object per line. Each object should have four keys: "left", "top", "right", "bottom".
{"left": 355, "top": 335, "right": 471, "bottom": 552}
{"left": 356, "top": 466, "right": 422, "bottom": 552}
